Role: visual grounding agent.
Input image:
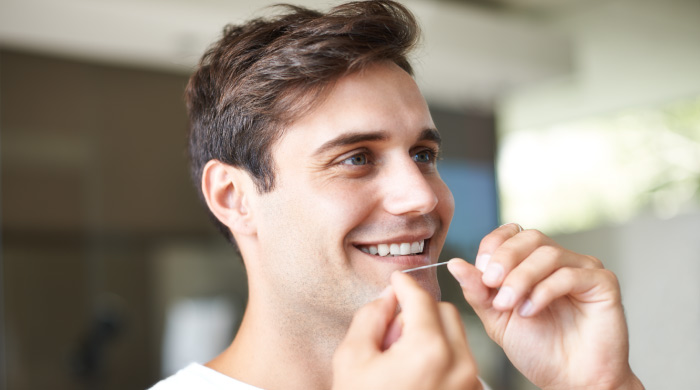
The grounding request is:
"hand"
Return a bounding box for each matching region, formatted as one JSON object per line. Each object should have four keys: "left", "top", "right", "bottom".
{"left": 332, "top": 271, "right": 482, "bottom": 390}
{"left": 447, "top": 224, "right": 644, "bottom": 390}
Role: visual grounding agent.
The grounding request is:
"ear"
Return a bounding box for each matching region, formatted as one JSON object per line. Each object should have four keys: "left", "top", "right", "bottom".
{"left": 201, "top": 160, "right": 257, "bottom": 236}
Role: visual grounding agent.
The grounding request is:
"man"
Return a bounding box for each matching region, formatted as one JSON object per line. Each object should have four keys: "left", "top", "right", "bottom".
{"left": 151, "top": 1, "right": 644, "bottom": 389}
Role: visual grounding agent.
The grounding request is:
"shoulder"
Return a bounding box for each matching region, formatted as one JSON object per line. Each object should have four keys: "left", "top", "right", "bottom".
{"left": 148, "top": 363, "right": 263, "bottom": 390}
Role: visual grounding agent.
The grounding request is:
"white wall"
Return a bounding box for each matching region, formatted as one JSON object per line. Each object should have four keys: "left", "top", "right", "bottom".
{"left": 553, "top": 211, "right": 700, "bottom": 389}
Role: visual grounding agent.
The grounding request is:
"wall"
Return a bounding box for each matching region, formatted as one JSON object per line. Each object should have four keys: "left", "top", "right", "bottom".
{"left": 553, "top": 211, "right": 700, "bottom": 388}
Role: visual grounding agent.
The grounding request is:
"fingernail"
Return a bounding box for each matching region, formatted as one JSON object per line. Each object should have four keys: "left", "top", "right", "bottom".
{"left": 475, "top": 253, "right": 491, "bottom": 272}
{"left": 493, "top": 286, "right": 515, "bottom": 309}
{"left": 518, "top": 299, "right": 534, "bottom": 317}
{"left": 482, "top": 262, "right": 504, "bottom": 285}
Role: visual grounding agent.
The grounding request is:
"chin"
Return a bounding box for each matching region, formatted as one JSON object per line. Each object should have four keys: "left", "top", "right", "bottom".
{"left": 410, "top": 270, "right": 442, "bottom": 301}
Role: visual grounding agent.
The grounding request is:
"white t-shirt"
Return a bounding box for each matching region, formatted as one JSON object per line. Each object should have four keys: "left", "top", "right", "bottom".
{"left": 149, "top": 362, "right": 492, "bottom": 390}
{"left": 149, "top": 363, "right": 262, "bottom": 390}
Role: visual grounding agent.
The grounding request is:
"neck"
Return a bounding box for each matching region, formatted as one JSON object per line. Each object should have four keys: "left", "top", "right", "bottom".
{"left": 206, "top": 286, "right": 348, "bottom": 390}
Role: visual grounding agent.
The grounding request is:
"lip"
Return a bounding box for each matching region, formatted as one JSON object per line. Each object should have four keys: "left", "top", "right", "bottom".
{"left": 352, "top": 232, "right": 432, "bottom": 248}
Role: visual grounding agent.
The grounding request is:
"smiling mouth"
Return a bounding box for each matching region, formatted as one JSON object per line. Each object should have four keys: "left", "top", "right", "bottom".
{"left": 356, "top": 239, "right": 426, "bottom": 257}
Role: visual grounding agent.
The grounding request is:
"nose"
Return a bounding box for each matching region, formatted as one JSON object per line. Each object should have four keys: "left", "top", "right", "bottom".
{"left": 381, "top": 157, "right": 439, "bottom": 216}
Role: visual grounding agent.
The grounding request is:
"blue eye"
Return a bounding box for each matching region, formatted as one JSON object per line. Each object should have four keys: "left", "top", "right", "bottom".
{"left": 342, "top": 153, "right": 368, "bottom": 166}
{"left": 413, "top": 149, "right": 435, "bottom": 163}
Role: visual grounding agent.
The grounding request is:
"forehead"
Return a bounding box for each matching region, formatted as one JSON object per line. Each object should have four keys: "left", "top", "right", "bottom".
{"left": 277, "top": 62, "right": 436, "bottom": 151}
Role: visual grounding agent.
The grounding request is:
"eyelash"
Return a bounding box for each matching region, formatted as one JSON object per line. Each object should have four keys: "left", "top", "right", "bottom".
{"left": 412, "top": 147, "right": 439, "bottom": 164}
{"left": 340, "top": 150, "right": 374, "bottom": 166}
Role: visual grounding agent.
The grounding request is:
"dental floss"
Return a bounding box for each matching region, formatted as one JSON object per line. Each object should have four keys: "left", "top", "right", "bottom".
{"left": 402, "top": 261, "right": 450, "bottom": 274}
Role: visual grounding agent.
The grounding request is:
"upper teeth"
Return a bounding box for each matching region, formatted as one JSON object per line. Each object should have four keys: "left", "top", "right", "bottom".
{"left": 359, "top": 240, "right": 425, "bottom": 257}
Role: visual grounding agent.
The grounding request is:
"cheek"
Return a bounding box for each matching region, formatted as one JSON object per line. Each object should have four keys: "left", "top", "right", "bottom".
{"left": 260, "top": 182, "right": 374, "bottom": 249}
{"left": 308, "top": 184, "right": 376, "bottom": 236}
{"left": 435, "top": 178, "right": 455, "bottom": 224}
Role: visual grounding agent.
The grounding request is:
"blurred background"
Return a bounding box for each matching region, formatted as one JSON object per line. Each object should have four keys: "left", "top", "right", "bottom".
{"left": 1, "top": 0, "right": 698, "bottom": 389}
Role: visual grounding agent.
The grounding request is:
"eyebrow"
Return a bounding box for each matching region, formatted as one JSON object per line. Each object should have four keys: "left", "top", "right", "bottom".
{"left": 419, "top": 128, "right": 442, "bottom": 147}
{"left": 313, "top": 128, "right": 441, "bottom": 157}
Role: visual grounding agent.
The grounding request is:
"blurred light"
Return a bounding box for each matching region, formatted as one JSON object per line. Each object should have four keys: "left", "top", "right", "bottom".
{"left": 498, "top": 96, "right": 700, "bottom": 234}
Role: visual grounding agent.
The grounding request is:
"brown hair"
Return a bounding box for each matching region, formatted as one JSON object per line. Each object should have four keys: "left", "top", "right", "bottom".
{"left": 185, "top": 0, "right": 420, "bottom": 242}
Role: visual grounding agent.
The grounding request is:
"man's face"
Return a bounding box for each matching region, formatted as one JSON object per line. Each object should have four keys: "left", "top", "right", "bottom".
{"left": 249, "top": 62, "right": 454, "bottom": 323}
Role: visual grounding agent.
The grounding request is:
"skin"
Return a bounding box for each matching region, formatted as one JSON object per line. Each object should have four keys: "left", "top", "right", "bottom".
{"left": 201, "top": 62, "right": 643, "bottom": 389}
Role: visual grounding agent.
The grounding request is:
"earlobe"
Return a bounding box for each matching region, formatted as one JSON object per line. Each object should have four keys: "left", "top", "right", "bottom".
{"left": 201, "top": 160, "right": 257, "bottom": 236}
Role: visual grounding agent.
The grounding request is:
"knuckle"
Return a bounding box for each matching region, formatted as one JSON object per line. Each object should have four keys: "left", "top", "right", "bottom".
{"left": 479, "top": 233, "right": 504, "bottom": 251}
{"left": 494, "top": 245, "right": 518, "bottom": 263}
{"left": 536, "top": 267, "right": 576, "bottom": 297}
{"left": 585, "top": 254, "right": 604, "bottom": 269}
{"left": 536, "top": 244, "right": 564, "bottom": 261}
{"left": 536, "top": 281, "right": 557, "bottom": 298}
{"left": 600, "top": 268, "right": 620, "bottom": 286}
{"left": 521, "top": 228, "right": 548, "bottom": 245}
{"left": 507, "top": 268, "right": 535, "bottom": 288}
{"left": 557, "top": 266, "right": 578, "bottom": 282}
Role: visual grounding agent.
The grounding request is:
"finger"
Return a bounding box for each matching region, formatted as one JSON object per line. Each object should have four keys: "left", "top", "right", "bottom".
{"left": 390, "top": 271, "right": 443, "bottom": 334}
{"left": 437, "top": 302, "right": 469, "bottom": 350}
{"left": 474, "top": 223, "right": 524, "bottom": 273}
{"left": 397, "top": 299, "right": 479, "bottom": 381}
{"left": 480, "top": 229, "right": 555, "bottom": 288}
{"left": 447, "top": 258, "right": 491, "bottom": 303}
{"left": 381, "top": 312, "right": 404, "bottom": 351}
{"left": 492, "top": 247, "right": 604, "bottom": 311}
{"left": 517, "top": 267, "right": 621, "bottom": 318}
{"left": 394, "top": 271, "right": 484, "bottom": 390}
{"left": 437, "top": 302, "right": 481, "bottom": 386}
{"left": 447, "top": 258, "right": 499, "bottom": 322}
{"left": 340, "top": 286, "right": 398, "bottom": 355}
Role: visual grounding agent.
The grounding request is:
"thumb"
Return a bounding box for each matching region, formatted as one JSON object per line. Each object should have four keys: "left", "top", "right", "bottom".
{"left": 447, "top": 258, "right": 501, "bottom": 327}
{"left": 337, "top": 287, "right": 398, "bottom": 358}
